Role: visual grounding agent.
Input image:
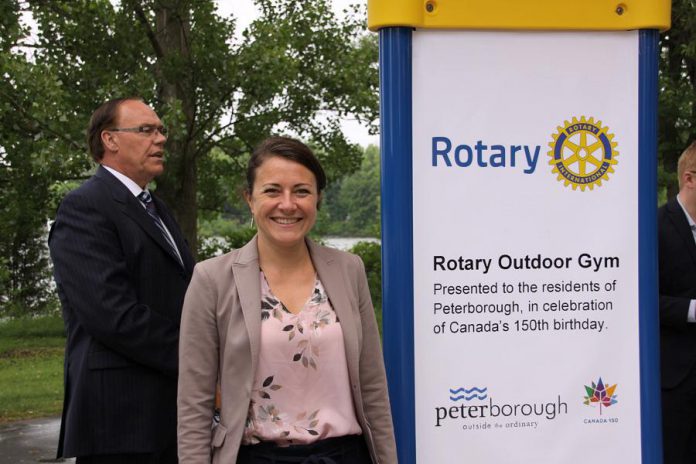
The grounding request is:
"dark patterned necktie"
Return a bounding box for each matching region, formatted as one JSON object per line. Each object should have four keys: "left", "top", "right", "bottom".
{"left": 137, "top": 191, "right": 184, "bottom": 267}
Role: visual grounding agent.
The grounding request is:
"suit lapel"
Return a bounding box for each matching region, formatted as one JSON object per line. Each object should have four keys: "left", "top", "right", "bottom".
{"left": 152, "top": 195, "right": 194, "bottom": 272}
{"left": 309, "top": 240, "right": 360, "bottom": 378}
{"left": 95, "top": 167, "right": 187, "bottom": 270}
{"left": 231, "top": 238, "right": 360, "bottom": 384}
{"left": 232, "top": 237, "right": 262, "bottom": 379}
{"left": 667, "top": 197, "right": 696, "bottom": 267}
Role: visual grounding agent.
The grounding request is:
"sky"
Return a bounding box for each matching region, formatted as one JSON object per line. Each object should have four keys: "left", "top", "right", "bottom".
{"left": 216, "top": 0, "right": 378, "bottom": 148}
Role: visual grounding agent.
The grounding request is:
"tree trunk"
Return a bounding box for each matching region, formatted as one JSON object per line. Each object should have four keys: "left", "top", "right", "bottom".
{"left": 151, "top": 3, "right": 199, "bottom": 257}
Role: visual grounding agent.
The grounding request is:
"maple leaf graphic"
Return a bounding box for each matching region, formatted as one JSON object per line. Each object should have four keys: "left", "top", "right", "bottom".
{"left": 583, "top": 377, "right": 618, "bottom": 415}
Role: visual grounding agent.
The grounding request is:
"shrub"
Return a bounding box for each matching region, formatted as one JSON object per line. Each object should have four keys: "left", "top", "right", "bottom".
{"left": 198, "top": 227, "right": 257, "bottom": 260}
{"left": 349, "top": 241, "right": 382, "bottom": 333}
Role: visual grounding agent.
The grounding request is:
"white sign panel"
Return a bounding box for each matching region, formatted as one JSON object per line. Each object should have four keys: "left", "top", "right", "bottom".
{"left": 412, "top": 30, "right": 640, "bottom": 463}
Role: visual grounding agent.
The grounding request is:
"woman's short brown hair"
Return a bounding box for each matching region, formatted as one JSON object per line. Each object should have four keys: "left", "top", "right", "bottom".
{"left": 246, "top": 136, "right": 327, "bottom": 195}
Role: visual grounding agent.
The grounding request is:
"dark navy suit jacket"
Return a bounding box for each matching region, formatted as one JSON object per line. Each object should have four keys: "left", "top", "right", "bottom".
{"left": 658, "top": 197, "right": 696, "bottom": 389}
{"left": 49, "top": 166, "right": 194, "bottom": 458}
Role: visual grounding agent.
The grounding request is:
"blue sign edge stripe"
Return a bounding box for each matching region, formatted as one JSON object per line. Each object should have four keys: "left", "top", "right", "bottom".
{"left": 379, "top": 28, "right": 662, "bottom": 464}
{"left": 379, "top": 27, "right": 416, "bottom": 464}
{"left": 638, "top": 28, "right": 663, "bottom": 464}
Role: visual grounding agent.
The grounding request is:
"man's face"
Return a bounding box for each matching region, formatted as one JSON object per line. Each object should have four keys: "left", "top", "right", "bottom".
{"left": 101, "top": 100, "right": 167, "bottom": 188}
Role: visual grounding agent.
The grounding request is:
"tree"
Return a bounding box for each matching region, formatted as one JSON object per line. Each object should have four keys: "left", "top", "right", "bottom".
{"left": 0, "top": 0, "right": 81, "bottom": 315}
{"left": 658, "top": 0, "right": 696, "bottom": 199}
{"left": 0, "top": 0, "right": 378, "bottom": 314}
{"left": 318, "top": 144, "right": 380, "bottom": 237}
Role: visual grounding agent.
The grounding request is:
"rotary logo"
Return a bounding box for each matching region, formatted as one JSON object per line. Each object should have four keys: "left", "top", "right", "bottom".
{"left": 548, "top": 116, "right": 618, "bottom": 191}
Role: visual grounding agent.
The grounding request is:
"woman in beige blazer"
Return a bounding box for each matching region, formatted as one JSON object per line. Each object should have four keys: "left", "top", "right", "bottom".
{"left": 178, "top": 136, "right": 397, "bottom": 463}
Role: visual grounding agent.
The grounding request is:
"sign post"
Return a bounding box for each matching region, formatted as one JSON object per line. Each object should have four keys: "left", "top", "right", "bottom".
{"left": 370, "top": 1, "right": 670, "bottom": 462}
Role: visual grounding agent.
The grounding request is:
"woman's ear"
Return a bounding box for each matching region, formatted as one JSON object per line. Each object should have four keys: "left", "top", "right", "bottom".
{"left": 244, "top": 190, "right": 257, "bottom": 224}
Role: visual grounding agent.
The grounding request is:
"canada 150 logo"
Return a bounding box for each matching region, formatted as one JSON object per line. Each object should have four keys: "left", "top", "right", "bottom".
{"left": 583, "top": 377, "right": 618, "bottom": 415}
{"left": 548, "top": 116, "right": 619, "bottom": 191}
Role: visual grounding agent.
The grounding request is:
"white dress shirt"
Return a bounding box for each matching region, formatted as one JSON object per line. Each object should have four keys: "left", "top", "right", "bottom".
{"left": 102, "top": 165, "right": 183, "bottom": 263}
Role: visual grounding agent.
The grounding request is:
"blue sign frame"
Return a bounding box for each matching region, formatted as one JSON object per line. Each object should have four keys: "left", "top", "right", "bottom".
{"left": 379, "top": 28, "right": 661, "bottom": 464}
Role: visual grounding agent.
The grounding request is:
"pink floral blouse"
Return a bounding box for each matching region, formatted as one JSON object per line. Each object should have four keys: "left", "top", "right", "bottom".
{"left": 241, "top": 272, "right": 363, "bottom": 446}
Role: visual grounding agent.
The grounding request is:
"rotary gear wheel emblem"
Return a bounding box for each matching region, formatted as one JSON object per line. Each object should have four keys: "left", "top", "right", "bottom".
{"left": 548, "top": 116, "right": 618, "bottom": 191}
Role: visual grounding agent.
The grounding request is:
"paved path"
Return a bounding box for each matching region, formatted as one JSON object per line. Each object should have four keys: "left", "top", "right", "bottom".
{"left": 0, "top": 417, "right": 74, "bottom": 464}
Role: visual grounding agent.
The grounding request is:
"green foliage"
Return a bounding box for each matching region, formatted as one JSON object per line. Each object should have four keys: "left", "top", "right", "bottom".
{"left": 198, "top": 222, "right": 257, "bottom": 261}
{"left": 0, "top": 313, "right": 64, "bottom": 338}
{"left": 0, "top": 17, "right": 84, "bottom": 316}
{"left": 318, "top": 145, "right": 380, "bottom": 236}
{"left": 350, "top": 240, "right": 381, "bottom": 310}
{"left": 349, "top": 240, "right": 382, "bottom": 333}
{"left": 0, "top": 0, "right": 378, "bottom": 315}
{"left": 197, "top": 147, "right": 249, "bottom": 223}
{"left": 658, "top": 0, "right": 696, "bottom": 198}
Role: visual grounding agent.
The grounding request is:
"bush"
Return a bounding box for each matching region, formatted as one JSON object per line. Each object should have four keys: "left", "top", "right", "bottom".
{"left": 198, "top": 226, "right": 257, "bottom": 261}
{"left": 349, "top": 241, "right": 382, "bottom": 333}
{"left": 0, "top": 313, "right": 65, "bottom": 339}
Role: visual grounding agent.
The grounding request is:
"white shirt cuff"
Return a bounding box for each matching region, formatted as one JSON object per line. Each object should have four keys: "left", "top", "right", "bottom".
{"left": 689, "top": 300, "right": 696, "bottom": 323}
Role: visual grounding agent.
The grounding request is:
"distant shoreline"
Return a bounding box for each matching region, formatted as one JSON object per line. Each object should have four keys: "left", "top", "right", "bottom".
{"left": 322, "top": 236, "right": 380, "bottom": 251}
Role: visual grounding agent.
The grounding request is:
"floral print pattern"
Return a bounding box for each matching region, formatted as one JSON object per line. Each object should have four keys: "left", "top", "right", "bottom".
{"left": 242, "top": 271, "right": 361, "bottom": 446}
{"left": 259, "top": 274, "right": 336, "bottom": 370}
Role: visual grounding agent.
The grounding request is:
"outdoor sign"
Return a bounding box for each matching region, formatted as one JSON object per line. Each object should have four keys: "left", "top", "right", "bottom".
{"left": 369, "top": 1, "right": 670, "bottom": 463}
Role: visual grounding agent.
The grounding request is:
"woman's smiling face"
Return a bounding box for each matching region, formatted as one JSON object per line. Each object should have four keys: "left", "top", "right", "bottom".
{"left": 245, "top": 155, "right": 320, "bottom": 250}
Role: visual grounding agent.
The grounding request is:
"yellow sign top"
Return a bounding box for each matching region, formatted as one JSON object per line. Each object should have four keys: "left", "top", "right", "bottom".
{"left": 368, "top": 0, "right": 671, "bottom": 32}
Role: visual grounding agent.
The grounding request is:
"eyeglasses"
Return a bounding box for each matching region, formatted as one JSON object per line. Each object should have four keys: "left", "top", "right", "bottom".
{"left": 107, "top": 125, "right": 168, "bottom": 137}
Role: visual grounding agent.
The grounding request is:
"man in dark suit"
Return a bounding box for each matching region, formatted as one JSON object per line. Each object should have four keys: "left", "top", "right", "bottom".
{"left": 49, "top": 97, "right": 194, "bottom": 463}
{"left": 659, "top": 140, "right": 696, "bottom": 464}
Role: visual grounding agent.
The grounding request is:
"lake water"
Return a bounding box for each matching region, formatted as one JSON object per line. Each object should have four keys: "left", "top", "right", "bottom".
{"left": 201, "top": 236, "right": 380, "bottom": 256}
{"left": 322, "top": 236, "right": 380, "bottom": 251}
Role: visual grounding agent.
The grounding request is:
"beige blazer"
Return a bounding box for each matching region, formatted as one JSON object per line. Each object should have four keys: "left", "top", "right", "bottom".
{"left": 178, "top": 237, "right": 398, "bottom": 463}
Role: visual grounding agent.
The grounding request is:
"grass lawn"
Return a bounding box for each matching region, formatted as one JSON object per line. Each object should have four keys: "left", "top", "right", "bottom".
{"left": 0, "top": 305, "right": 383, "bottom": 423}
{"left": 0, "top": 314, "right": 65, "bottom": 422}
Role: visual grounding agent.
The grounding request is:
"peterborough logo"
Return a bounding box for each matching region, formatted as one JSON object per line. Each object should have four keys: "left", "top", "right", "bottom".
{"left": 435, "top": 386, "right": 568, "bottom": 427}
{"left": 548, "top": 116, "right": 618, "bottom": 191}
{"left": 449, "top": 386, "right": 488, "bottom": 401}
{"left": 583, "top": 377, "right": 618, "bottom": 415}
